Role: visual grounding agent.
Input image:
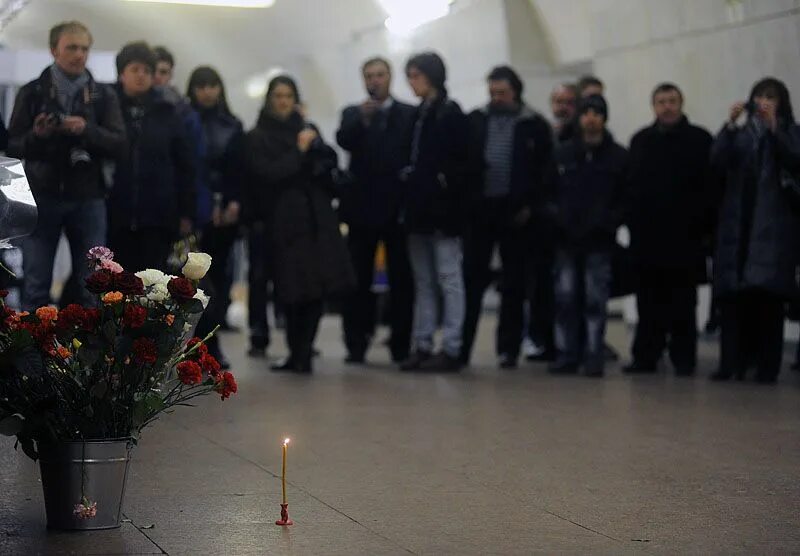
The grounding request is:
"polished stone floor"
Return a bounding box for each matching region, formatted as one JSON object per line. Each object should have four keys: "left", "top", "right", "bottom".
{"left": 2, "top": 315, "right": 799, "bottom": 555}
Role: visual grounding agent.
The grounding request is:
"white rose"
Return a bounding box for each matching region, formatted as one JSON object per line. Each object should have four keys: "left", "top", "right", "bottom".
{"left": 182, "top": 252, "right": 212, "bottom": 281}
{"left": 136, "top": 268, "right": 168, "bottom": 287}
{"left": 146, "top": 283, "right": 169, "bottom": 303}
{"left": 193, "top": 288, "right": 210, "bottom": 309}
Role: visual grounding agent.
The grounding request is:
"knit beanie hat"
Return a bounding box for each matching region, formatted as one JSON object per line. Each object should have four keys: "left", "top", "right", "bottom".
{"left": 578, "top": 94, "right": 608, "bottom": 121}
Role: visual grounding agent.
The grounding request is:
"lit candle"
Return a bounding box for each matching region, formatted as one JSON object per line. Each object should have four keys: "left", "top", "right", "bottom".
{"left": 281, "top": 438, "right": 290, "bottom": 505}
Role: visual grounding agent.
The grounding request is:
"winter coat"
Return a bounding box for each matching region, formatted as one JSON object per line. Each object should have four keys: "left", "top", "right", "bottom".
{"left": 107, "top": 85, "right": 196, "bottom": 233}
{"left": 195, "top": 105, "right": 244, "bottom": 225}
{"left": 710, "top": 119, "right": 800, "bottom": 299}
{"left": 628, "top": 116, "right": 713, "bottom": 274}
{"left": 336, "top": 99, "right": 416, "bottom": 230}
{"left": 403, "top": 96, "right": 470, "bottom": 236}
{"left": 7, "top": 67, "right": 126, "bottom": 200}
{"left": 544, "top": 130, "right": 630, "bottom": 251}
{"left": 244, "top": 110, "right": 355, "bottom": 304}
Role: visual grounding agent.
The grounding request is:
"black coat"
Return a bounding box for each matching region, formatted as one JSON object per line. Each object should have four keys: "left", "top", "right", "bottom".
{"left": 711, "top": 120, "right": 800, "bottom": 299}
{"left": 108, "top": 86, "right": 196, "bottom": 233}
{"left": 7, "top": 67, "right": 126, "bottom": 200}
{"left": 466, "top": 104, "right": 553, "bottom": 218}
{"left": 404, "top": 96, "right": 470, "bottom": 236}
{"left": 628, "top": 117, "right": 713, "bottom": 273}
{"left": 196, "top": 105, "right": 244, "bottom": 224}
{"left": 336, "top": 99, "right": 415, "bottom": 229}
{"left": 244, "top": 110, "right": 355, "bottom": 304}
{"left": 544, "top": 131, "right": 630, "bottom": 250}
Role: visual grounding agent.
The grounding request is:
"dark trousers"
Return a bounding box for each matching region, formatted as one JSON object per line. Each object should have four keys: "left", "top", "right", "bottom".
{"left": 631, "top": 267, "right": 697, "bottom": 370}
{"left": 286, "top": 299, "right": 323, "bottom": 370}
{"left": 342, "top": 224, "right": 414, "bottom": 360}
{"left": 247, "top": 221, "right": 273, "bottom": 350}
{"left": 553, "top": 247, "right": 612, "bottom": 370}
{"left": 201, "top": 223, "right": 238, "bottom": 327}
{"left": 109, "top": 227, "right": 171, "bottom": 274}
{"left": 718, "top": 290, "right": 784, "bottom": 380}
{"left": 526, "top": 247, "right": 555, "bottom": 353}
{"left": 461, "top": 200, "right": 527, "bottom": 362}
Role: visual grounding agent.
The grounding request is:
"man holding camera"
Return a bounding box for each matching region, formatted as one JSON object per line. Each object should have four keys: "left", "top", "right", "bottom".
{"left": 7, "top": 21, "right": 126, "bottom": 309}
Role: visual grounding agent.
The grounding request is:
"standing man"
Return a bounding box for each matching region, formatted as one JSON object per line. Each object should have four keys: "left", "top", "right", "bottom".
{"left": 461, "top": 65, "right": 553, "bottom": 368}
{"left": 550, "top": 83, "right": 578, "bottom": 144}
{"left": 7, "top": 21, "right": 126, "bottom": 310}
{"left": 625, "top": 83, "right": 712, "bottom": 376}
{"left": 544, "top": 95, "right": 629, "bottom": 377}
{"left": 337, "top": 57, "right": 416, "bottom": 364}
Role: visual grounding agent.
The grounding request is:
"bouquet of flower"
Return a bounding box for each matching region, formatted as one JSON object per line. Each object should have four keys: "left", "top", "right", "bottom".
{"left": 0, "top": 247, "right": 237, "bottom": 460}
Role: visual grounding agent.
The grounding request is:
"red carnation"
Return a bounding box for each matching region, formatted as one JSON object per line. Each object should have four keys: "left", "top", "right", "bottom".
{"left": 123, "top": 304, "right": 147, "bottom": 328}
{"left": 114, "top": 272, "right": 145, "bottom": 296}
{"left": 167, "top": 277, "right": 196, "bottom": 302}
{"left": 186, "top": 337, "right": 208, "bottom": 359}
{"left": 0, "top": 289, "right": 8, "bottom": 298}
{"left": 85, "top": 270, "right": 114, "bottom": 294}
{"left": 57, "top": 304, "right": 87, "bottom": 330}
{"left": 132, "top": 337, "right": 158, "bottom": 365}
{"left": 214, "top": 371, "right": 237, "bottom": 400}
{"left": 83, "top": 308, "right": 101, "bottom": 331}
{"left": 200, "top": 353, "right": 221, "bottom": 377}
{"left": 177, "top": 360, "right": 203, "bottom": 385}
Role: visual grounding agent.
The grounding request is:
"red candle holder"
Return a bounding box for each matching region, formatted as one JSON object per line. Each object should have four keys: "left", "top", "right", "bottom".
{"left": 275, "top": 503, "right": 293, "bottom": 526}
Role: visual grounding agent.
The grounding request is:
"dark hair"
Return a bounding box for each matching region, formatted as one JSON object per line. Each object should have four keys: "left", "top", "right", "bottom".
{"left": 405, "top": 52, "right": 447, "bottom": 96}
{"left": 362, "top": 57, "right": 391, "bottom": 75}
{"left": 49, "top": 21, "right": 93, "bottom": 50}
{"left": 749, "top": 77, "right": 795, "bottom": 126}
{"left": 651, "top": 82, "right": 683, "bottom": 104}
{"left": 187, "top": 66, "right": 231, "bottom": 115}
{"left": 264, "top": 75, "right": 301, "bottom": 108}
{"left": 116, "top": 41, "right": 156, "bottom": 76}
{"left": 577, "top": 75, "right": 604, "bottom": 96}
{"left": 487, "top": 65, "right": 523, "bottom": 102}
{"left": 152, "top": 46, "right": 174, "bottom": 68}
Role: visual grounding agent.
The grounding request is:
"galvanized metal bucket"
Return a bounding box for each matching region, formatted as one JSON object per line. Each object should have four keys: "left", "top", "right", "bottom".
{"left": 38, "top": 439, "right": 134, "bottom": 530}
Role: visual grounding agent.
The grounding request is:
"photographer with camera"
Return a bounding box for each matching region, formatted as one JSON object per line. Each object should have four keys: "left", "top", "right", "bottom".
{"left": 7, "top": 21, "right": 126, "bottom": 310}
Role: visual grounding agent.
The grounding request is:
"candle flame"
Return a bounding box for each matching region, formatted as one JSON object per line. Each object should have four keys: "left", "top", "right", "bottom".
{"left": 284, "top": 438, "right": 290, "bottom": 445}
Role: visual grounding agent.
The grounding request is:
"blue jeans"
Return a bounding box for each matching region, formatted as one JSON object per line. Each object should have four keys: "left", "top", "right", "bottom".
{"left": 408, "top": 233, "right": 465, "bottom": 357}
{"left": 553, "top": 247, "right": 612, "bottom": 371}
{"left": 22, "top": 196, "right": 107, "bottom": 310}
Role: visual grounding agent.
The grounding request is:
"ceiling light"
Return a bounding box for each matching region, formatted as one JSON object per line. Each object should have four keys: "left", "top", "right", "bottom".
{"left": 124, "top": 0, "right": 275, "bottom": 7}
{"left": 379, "top": 0, "right": 451, "bottom": 37}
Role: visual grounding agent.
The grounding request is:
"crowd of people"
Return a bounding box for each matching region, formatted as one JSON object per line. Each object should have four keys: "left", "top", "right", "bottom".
{"left": 6, "top": 21, "right": 800, "bottom": 382}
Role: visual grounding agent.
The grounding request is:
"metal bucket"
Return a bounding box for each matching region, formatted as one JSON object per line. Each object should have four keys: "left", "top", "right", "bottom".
{"left": 38, "top": 439, "right": 134, "bottom": 530}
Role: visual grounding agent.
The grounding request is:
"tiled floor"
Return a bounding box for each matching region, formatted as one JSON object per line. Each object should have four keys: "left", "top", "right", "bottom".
{"left": 2, "top": 315, "right": 799, "bottom": 555}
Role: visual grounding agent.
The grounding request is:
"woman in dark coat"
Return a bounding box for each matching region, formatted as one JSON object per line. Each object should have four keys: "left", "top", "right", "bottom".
{"left": 710, "top": 77, "right": 800, "bottom": 383}
{"left": 244, "top": 75, "right": 354, "bottom": 373}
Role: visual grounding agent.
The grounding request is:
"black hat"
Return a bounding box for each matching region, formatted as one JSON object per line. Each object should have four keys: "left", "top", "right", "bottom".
{"left": 406, "top": 52, "right": 447, "bottom": 94}
{"left": 578, "top": 94, "right": 608, "bottom": 121}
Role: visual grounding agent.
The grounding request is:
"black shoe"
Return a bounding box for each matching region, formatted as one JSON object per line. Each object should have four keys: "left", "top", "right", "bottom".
{"left": 391, "top": 352, "right": 410, "bottom": 364}
{"left": 548, "top": 361, "right": 579, "bottom": 375}
{"left": 248, "top": 347, "right": 266, "bottom": 358}
{"left": 270, "top": 357, "right": 295, "bottom": 372}
{"left": 604, "top": 343, "right": 619, "bottom": 362}
{"left": 675, "top": 367, "right": 695, "bottom": 377}
{"left": 526, "top": 350, "right": 556, "bottom": 362}
{"left": 419, "top": 352, "right": 462, "bottom": 372}
{"left": 710, "top": 369, "right": 732, "bottom": 382}
{"left": 345, "top": 352, "right": 365, "bottom": 364}
{"left": 623, "top": 362, "right": 657, "bottom": 374}
{"left": 498, "top": 354, "right": 517, "bottom": 369}
{"left": 399, "top": 350, "right": 432, "bottom": 371}
{"left": 585, "top": 366, "right": 605, "bottom": 378}
{"left": 755, "top": 372, "right": 778, "bottom": 384}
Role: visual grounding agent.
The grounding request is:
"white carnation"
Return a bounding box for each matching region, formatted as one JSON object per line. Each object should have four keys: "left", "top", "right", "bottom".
{"left": 146, "top": 283, "right": 169, "bottom": 303}
{"left": 182, "top": 252, "right": 212, "bottom": 281}
{"left": 193, "top": 288, "right": 210, "bottom": 309}
{"left": 136, "top": 268, "right": 168, "bottom": 287}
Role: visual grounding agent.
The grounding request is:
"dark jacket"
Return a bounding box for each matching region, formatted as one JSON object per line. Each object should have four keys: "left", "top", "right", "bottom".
{"left": 404, "top": 96, "right": 470, "bottom": 236}
{"left": 244, "top": 110, "right": 355, "bottom": 304}
{"left": 466, "top": 103, "right": 553, "bottom": 217}
{"left": 196, "top": 105, "right": 244, "bottom": 225}
{"left": 544, "top": 130, "right": 629, "bottom": 250}
{"left": 7, "top": 67, "right": 126, "bottom": 200}
{"left": 710, "top": 120, "right": 800, "bottom": 298}
{"left": 336, "top": 99, "right": 415, "bottom": 229}
{"left": 628, "top": 117, "right": 713, "bottom": 273}
{"left": 107, "top": 85, "right": 196, "bottom": 233}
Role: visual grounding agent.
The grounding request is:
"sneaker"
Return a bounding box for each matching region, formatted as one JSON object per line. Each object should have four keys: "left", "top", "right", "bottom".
{"left": 419, "top": 352, "right": 462, "bottom": 372}
{"left": 399, "top": 350, "right": 432, "bottom": 371}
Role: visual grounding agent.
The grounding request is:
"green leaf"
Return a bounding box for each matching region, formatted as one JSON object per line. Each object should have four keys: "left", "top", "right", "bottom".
{"left": 0, "top": 414, "right": 24, "bottom": 436}
{"left": 183, "top": 298, "right": 205, "bottom": 314}
{"left": 132, "top": 394, "right": 166, "bottom": 430}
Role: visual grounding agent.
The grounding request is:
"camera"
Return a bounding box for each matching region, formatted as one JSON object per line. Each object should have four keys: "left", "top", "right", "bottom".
{"left": 46, "top": 112, "right": 92, "bottom": 167}
{"left": 744, "top": 100, "right": 758, "bottom": 114}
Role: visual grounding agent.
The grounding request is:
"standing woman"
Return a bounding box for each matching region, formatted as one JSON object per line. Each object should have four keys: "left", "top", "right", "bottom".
{"left": 244, "top": 75, "right": 354, "bottom": 373}
{"left": 710, "top": 77, "right": 800, "bottom": 383}
{"left": 187, "top": 66, "right": 244, "bottom": 366}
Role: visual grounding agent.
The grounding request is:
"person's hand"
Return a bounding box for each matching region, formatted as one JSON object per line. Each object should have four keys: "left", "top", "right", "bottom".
{"left": 513, "top": 206, "right": 532, "bottom": 228}
{"left": 360, "top": 99, "right": 380, "bottom": 122}
{"left": 729, "top": 102, "right": 746, "bottom": 125}
{"left": 297, "top": 129, "right": 318, "bottom": 153}
{"left": 179, "top": 217, "right": 193, "bottom": 237}
{"left": 757, "top": 100, "right": 778, "bottom": 132}
{"left": 61, "top": 116, "right": 87, "bottom": 135}
{"left": 33, "top": 113, "right": 57, "bottom": 138}
{"left": 222, "top": 201, "right": 240, "bottom": 225}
